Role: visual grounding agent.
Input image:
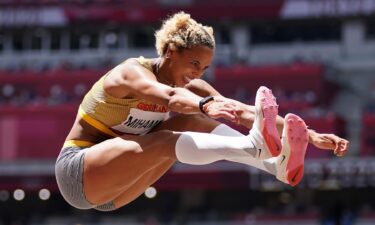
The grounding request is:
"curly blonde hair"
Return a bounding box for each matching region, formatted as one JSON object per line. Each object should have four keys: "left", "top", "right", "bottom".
{"left": 155, "top": 11, "right": 215, "bottom": 56}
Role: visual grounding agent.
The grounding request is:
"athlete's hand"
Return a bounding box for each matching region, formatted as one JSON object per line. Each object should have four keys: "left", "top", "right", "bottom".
{"left": 204, "top": 97, "right": 239, "bottom": 122}
{"left": 308, "top": 130, "right": 349, "bottom": 157}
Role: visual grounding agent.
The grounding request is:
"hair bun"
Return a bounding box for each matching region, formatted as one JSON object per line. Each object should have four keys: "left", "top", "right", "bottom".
{"left": 172, "top": 12, "right": 191, "bottom": 30}
{"left": 155, "top": 11, "right": 215, "bottom": 56}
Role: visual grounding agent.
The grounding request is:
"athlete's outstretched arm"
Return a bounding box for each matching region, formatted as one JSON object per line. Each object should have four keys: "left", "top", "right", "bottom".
{"left": 184, "top": 79, "right": 349, "bottom": 157}
{"left": 103, "top": 60, "right": 238, "bottom": 121}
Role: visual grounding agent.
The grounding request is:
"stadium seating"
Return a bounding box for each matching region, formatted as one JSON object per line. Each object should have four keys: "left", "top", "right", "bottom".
{"left": 0, "top": 61, "right": 346, "bottom": 160}
{"left": 362, "top": 113, "right": 375, "bottom": 156}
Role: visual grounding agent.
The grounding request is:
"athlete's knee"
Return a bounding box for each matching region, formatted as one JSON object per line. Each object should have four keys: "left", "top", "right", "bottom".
{"left": 112, "top": 137, "right": 143, "bottom": 154}
{"left": 183, "top": 114, "right": 218, "bottom": 131}
{"left": 175, "top": 113, "right": 207, "bottom": 122}
{"left": 140, "top": 130, "right": 175, "bottom": 144}
{"left": 188, "top": 113, "right": 208, "bottom": 122}
{"left": 175, "top": 132, "right": 222, "bottom": 164}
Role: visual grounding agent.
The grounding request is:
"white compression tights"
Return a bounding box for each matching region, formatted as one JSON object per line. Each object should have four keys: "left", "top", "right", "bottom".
{"left": 175, "top": 124, "right": 276, "bottom": 176}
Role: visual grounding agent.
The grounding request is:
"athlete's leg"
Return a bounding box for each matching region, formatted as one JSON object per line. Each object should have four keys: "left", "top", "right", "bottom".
{"left": 83, "top": 131, "right": 271, "bottom": 206}
{"left": 152, "top": 113, "right": 219, "bottom": 133}
{"left": 211, "top": 123, "right": 278, "bottom": 175}
{"left": 84, "top": 116, "right": 278, "bottom": 204}
{"left": 84, "top": 129, "right": 268, "bottom": 206}
{"left": 83, "top": 86, "right": 291, "bottom": 208}
{"left": 156, "top": 111, "right": 307, "bottom": 185}
{"left": 93, "top": 113, "right": 308, "bottom": 210}
{"left": 83, "top": 94, "right": 281, "bottom": 207}
{"left": 110, "top": 159, "right": 175, "bottom": 209}
{"left": 90, "top": 115, "right": 219, "bottom": 211}
{"left": 150, "top": 86, "right": 282, "bottom": 173}
{"left": 212, "top": 114, "right": 308, "bottom": 186}
{"left": 83, "top": 130, "right": 178, "bottom": 206}
{"left": 143, "top": 86, "right": 301, "bottom": 185}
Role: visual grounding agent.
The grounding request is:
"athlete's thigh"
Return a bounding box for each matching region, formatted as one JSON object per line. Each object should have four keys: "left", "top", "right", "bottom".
{"left": 83, "top": 130, "right": 178, "bottom": 205}
{"left": 152, "top": 113, "right": 221, "bottom": 133}
{"left": 112, "top": 158, "right": 175, "bottom": 208}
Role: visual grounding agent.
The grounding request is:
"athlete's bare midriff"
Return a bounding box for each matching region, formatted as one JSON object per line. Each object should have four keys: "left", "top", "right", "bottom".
{"left": 65, "top": 114, "right": 114, "bottom": 144}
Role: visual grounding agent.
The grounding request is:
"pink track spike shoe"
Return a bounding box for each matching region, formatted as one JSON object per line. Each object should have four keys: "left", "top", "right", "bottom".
{"left": 276, "top": 113, "right": 309, "bottom": 187}
{"left": 248, "top": 86, "right": 282, "bottom": 160}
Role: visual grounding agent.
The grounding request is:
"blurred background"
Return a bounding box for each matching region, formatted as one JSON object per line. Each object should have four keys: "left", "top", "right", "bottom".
{"left": 0, "top": 0, "right": 374, "bottom": 224}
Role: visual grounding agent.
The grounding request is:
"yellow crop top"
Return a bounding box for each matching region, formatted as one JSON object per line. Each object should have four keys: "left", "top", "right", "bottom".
{"left": 77, "top": 56, "right": 170, "bottom": 138}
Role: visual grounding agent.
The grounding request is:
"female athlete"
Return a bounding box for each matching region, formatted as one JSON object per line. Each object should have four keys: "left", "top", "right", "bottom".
{"left": 55, "top": 12, "right": 349, "bottom": 211}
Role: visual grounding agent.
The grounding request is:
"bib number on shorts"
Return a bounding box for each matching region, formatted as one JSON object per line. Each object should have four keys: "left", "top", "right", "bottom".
{"left": 111, "top": 108, "right": 169, "bottom": 135}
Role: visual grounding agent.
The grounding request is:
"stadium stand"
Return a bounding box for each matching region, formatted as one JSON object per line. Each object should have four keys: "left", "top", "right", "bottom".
{"left": 0, "top": 0, "right": 374, "bottom": 224}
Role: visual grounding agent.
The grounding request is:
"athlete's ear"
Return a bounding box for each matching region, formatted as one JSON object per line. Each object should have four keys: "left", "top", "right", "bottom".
{"left": 166, "top": 43, "right": 177, "bottom": 58}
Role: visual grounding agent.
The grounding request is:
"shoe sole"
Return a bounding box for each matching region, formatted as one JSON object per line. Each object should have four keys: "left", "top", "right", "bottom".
{"left": 284, "top": 113, "right": 308, "bottom": 186}
{"left": 256, "top": 86, "right": 282, "bottom": 157}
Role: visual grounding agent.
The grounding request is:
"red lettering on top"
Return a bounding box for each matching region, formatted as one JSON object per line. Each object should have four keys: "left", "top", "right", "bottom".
{"left": 137, "top": 102, "right": 168, "bottom": 113}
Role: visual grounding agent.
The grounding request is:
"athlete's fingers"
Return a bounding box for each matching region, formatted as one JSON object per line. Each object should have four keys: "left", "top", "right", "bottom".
{"left": 210, "top": 111, "right": 237, "bottom": 121}
{"left": 223, "top": 109, "right": 239, "bottom": 120}
{"left": 333, "top": 139, "right": 349, "bottom": 157}
{"left": 335, "top": 140, "right": 349, "bottom": 156}
{"left": 321, "top": 134, "right": 343, "bottom": 150}
{"left": 327, "top": 134, "right": 341, "bottom": 143}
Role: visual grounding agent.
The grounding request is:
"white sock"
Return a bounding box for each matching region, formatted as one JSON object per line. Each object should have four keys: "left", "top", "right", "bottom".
{"left": 210, "top": 124, "right": 277, "bottom": 176}
{"left": 175, "top": 130, "right": 258, "bottom": 165}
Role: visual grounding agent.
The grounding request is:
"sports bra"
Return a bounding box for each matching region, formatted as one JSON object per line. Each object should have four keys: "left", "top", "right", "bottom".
{"left": 64, "top": 57, "right": 170, "bottom": 148}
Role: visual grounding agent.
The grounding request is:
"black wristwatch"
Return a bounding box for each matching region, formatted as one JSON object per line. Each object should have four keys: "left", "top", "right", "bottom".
{"left": 199, "top": 96, "right": 215, "bottom": 114}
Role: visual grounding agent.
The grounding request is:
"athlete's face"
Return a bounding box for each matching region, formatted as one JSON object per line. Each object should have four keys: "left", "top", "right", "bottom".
{"left": 168, "top": 45, "right": 214, "bottom": 87}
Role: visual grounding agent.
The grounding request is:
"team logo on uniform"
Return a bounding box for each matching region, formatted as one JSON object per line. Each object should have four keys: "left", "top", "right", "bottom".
{"left": 136, "top": 102, "right": 168, "bottom": 113}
